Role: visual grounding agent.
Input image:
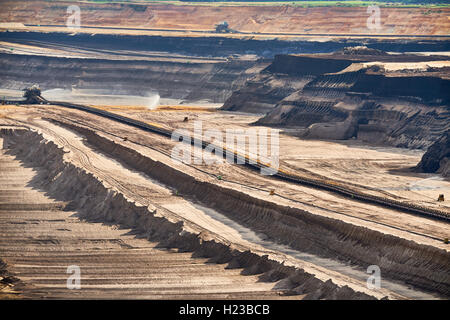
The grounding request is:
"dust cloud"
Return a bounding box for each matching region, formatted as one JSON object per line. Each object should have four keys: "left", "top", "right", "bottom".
{"left": 42, "top": 88, "right": 160, "bottom": 109}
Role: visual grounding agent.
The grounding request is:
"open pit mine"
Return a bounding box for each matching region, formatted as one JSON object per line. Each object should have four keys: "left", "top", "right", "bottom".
{"left": 0, "top": 0, "right": 449, "bottom": 303}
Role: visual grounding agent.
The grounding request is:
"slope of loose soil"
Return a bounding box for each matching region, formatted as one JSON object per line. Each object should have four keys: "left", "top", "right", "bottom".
{"left": 4, "top": 113, "right": 448, "bottom": 297}
{"left": 417, "top": 130, "right": 450, "bottom": 177}
{"left": 1, "top": 127, "right": 386, "bottom": 299}
{"left": 1, "top": 133, "right": 297, "bottom": 299}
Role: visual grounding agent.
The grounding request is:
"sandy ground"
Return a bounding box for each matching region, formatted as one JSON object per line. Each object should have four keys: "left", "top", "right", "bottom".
{"left": 0, "top": 104, "right": 448, "bottom": 299}
{"left": 112, "top": 106, "right": 450, "bottom": 212}
{"left": 0, "top": 136, "right": 290, "bottom": 299}
{"left": 13, "top": 105, "right": 447, "bottom": 248}
{"left": 4, "top": 105, "right": 449, "bottom": 242}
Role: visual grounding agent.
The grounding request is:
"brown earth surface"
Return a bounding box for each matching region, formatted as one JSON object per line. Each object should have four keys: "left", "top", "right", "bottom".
{"left": 0, "top": 2, "right": 448, "bottom": 299}
{"left": 1, "top": 104, "right": 449, "bottom": 299}
{"left": 90, "top": 104, "right": 450, "bottom": 213}
{"left": 0, "top": 1, "right": 449, "bottom": 36}
{"left": 0, "top": 133, "right": 291, "bottom": 299}
{"left": 0, "top": 118, "right": 386, "bottom": 300}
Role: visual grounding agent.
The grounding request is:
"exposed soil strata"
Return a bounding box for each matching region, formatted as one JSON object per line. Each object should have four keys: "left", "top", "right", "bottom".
{"left": 27, "top": 121, "right": 450, "bottom": 297}
{"left": 1, "top": 31, "right": 448, "bottom": 111}
{"left": 0, "top": 31, "right": 376, "bottom": 58}
{"left": 417, "top": 130, "right": 450, "bottom": 177}
{"left": 0, "top": 52, "right": 266, "bottom": 104}
{"left": 1, "top": 31, "right": 449, "bottom": 59}
{"left": 1, "top": 1, "right": 449, "bottom": 36}
{"left": 224, "top": 51, "right": 450, "bottom": 149}
{"left": 0, "top": 127, "right": 379, "bottom": 300}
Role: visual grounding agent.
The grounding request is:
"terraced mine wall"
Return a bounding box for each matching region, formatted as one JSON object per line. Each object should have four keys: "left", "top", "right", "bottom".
{"left": 264, "top": 55, "right": 357, "bottom": 76}
{"left": 350, "top": 74, "right": 450, "bottom": 104}
{"left": 20, "top": 121, "right": 450, "bottom": 297}
{"left": 1, "top": 31, "right": 449, "bottom": 59}
{"left": 266, "top": 56, "right": 450, "bottom": 104}
{"left": 222, "top": 56, "right": 358, "bottom": 114}
{"left": 1, "top": 127, "right": 377, "bottom": 300}
{"left": 417, "top": 130, "right": 450, "bottom": 177}
{"left": 0, "top": 52, "right": 266, "bottom": 103}
{"left": 1, "top": 30, "right": 448, "bottom": 108}
{"left": 224, "top": 54, "right": 450, "bottom": 148}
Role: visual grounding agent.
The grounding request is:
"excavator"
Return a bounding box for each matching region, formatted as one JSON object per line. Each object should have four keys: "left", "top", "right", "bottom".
{"left": 214, "top": 21, "right": 238, "bottom": 34}
{"left": 23, "top": 85, "right": 47, "bottom": 104}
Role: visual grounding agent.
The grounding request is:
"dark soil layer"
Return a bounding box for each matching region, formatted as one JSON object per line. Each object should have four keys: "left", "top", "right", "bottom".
{"left": 223, "top": 51, "right": 450, "bottom": 149}
{"left": 417, "top": 130, "right": 450, "bottom": 176}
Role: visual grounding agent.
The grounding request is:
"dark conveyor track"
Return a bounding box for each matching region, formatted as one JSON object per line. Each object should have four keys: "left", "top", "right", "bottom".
{"left": 17, "top": 98, "right": 450, "bottom": 222}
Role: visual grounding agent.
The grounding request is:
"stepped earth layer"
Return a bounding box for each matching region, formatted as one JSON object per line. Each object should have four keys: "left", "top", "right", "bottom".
{"left": 222, "top": 50, "right": 450, "bottom": 149}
